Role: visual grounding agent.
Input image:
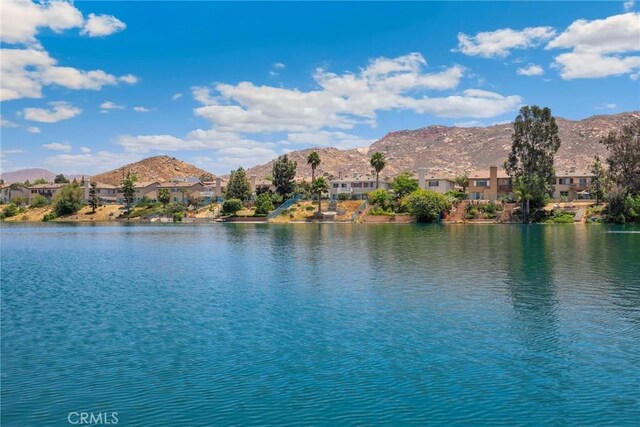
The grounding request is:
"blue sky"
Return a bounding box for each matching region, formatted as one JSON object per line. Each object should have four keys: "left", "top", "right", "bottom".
{"left": 1, "top": 1, "right": 639, "bottom": 175}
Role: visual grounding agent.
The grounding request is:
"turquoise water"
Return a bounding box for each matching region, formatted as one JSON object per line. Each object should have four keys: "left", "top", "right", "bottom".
{"left": 1, "top": 223, "right": 639, "bottom": 426}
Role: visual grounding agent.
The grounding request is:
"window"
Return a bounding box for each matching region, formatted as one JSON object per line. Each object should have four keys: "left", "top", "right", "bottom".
{"left": 560, "top": 191, "right": 569, "bottom": 197}
{"left": 428, "top": 181, "right": 439, "bottom": 187}
{"left": 475, "top": 180, "right": 488, "bottom": 187}
{"left": 579, "top": 178, "right": 588, "bottom": 186}
{"left": 341, "top": 183, "right": 347, "bottom": 188}
{"left": 558, "top": 178, "right": 571, "bottom": 185}
{"left": 471, "top": 192, "right": 482, "bottom": 200}
{"left": 333, "top": 183, "right": 339, "bottom": 188}
{"left": 352, "top": 182, "right": 362, "bottom": 188}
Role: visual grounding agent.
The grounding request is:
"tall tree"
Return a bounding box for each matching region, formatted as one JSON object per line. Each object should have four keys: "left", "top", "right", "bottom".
{"left": 121, "top": 172, "right": 137, "bottom": 215}
{"left": 455, "top": 173, "right": 469, "bottom": 192}
{"left": 272, "top": 154, "right": 297, "bottom": 198}
{"left": 226, "top": 167, "right": 252, "bottom": 201}
{"left": 88, "top": 182, "right": 99, "bottom": 213}
{"left": 53, "top": 182, "right": 83, "bottom": 216}
{"left": 505, "top": 106, "right": 561, "bottom": 222}
{"left": 391, "top": 172, "right": 419, "bottom": 198}
{"left": 307, "top": 151, "right": 321, "bottom": 183}
{"left": 158, "top": 188, "right": 171, "bottom": 207}
{"left": 311, "top": 177, "right": 329, "bottom": 216}
{"left": 54, "top": 174, "right": 70, "bottom": 184}
{"left": 600, "top": 119, "right": 640, "bottom": 196}
{"left": 370, "top": 152, "right": 386, "bottom": 189}
{"left": 590, "top": 155, "right": 608, "bottom": 205}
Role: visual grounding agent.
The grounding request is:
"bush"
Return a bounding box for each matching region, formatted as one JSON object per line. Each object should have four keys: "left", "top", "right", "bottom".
{"left": 369, "top": 207, "right": 393, "bottom": 216}
{"left": 350, "top": 194, "right": 360, "bottom": 201}
{"left": 42, "top": 213, "right": 57, "bottom": 222}
{"left": 255, "top": 193, "right": 275, "bottom": 215}
{"left": 12, "top": 196, "right": 29, "bottom": 207}
{"left": 367, "top": 189, "right": 392, "bottom": 209}
{"left": 172, "top": 212, "right": 184, "bottom": 222}
{"left": 305, "top": 206, "right": 315, "bottom": 211}
{"left": 53, "top": 183, "right": 83, "bottom": 216}
{"left": 444, "top": 190, "right": 468, "bottom": 201}
{"left": 30, "top": 195, "right": 50, "bottom": 208}
{"left": 337, "top": 192, "right": 350, "bottom": 201}
{"left": 222, "top": 198, "right": 243, "bottom": 215}
{"left": 165, "top": 202, "right": 186, "bottom": 215}
{"left": 402, "top": 189, "right": 452, "bottom": 223}
{"left": 136, "top": 196, "right": 158, "bottom": 208}
{"left": 546, "top": 211, "right": 575, "bottom": 223}
{"left": 2, "top": 203, "right": 20, "bottom": 218}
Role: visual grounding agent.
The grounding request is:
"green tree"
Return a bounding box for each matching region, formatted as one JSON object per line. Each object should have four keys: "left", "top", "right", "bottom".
{"left": 307, "top": 151, "right": 321, "bottom": 183}
{"left": 402, "top": 189, "right": 452, "bottom": 223}
{"left": 370, "top": 152, "right": 386, "bottom": 189}
{"left": 88, "top": 182, "right": 99, "bottom": 213}
{"left": 158, "top": 188, "right": 171, "bottom": 207}
{"left": 222, "top": 198, "right": 243, "bottom": 215}
{"left": 600, "top": 119, "right": 640, "bottom": 197}
{"left": 391, "top": 172, "right": 419, "bottom": 198}
{"left": 30, "top": 194, "right": 50, "bottom": 208}
{"left": 272, "top": 154, "right": 297, "bottom": 198}
{"left": 505, "top": 105, "right": 561, "bottom": 222}
{"left": 121, "top": 172, "right": 137, "bottom": 215}
{"left": 54, "top": 174, "right": 70, "bottom": 184}
{"left": 367, "top": 188, "right": 392, "bottom": 209}
{"left": 226, "top": 167, "right": 252, "bottom": 201}
{"left": 590, "top": 155, "right": 608, "bottom": 205}
{"left": 255, "top": 192, "right": 275, "bottom": 215}
{"left": 455, "top": 173, "right": 469, "bottom": 192}
{"left": 53, "top": 182, "right": 83, "bottom": 216}
{"left": 32, "top": 178, "right": 47, "bottom": 185}
{"left": 311, "top": 177, "right": 329, "bottom": 215}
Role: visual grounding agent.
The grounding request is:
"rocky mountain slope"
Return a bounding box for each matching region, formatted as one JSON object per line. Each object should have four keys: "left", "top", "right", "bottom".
{"left": 90, "top": 155, "right": 215, "bottom": 185}
{"left": 0, "top": 168, "right": 56, "bottom": 184}
{"left": 246, "top": 112, "right": 639, "bottom": 180}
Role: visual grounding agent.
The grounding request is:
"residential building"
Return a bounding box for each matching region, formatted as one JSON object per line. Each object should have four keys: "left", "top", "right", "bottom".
{"left": 1, "top": 184, "right": 31, "bottom": 204}
{"left": 155, "top": 181, "right": 205, "bottom": 204}
{"left": 82, "top": 181, "right": 120, "bottom": 204}
{"left": 554, "top": 168, "right": 594, "bottom": 201}
{"left": 201, "top": 177, "right": 227, "bottom": 203}
{"left": 467, "top": 167, "right": 513, "bottom": 201}
{"left": 417, "top": 168, "right": 456, "bottom": 194}
{"left": 329, "top": 173, "right": 388, "bottom": 200}
{"left": 28, "top": 183, "right": 65, "bottom": 203}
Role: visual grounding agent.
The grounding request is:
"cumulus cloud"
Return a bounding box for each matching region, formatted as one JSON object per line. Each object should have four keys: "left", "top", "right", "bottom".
{"left": 546, "top": 12, "right": 640, "bottom": 79}
{"left": 517, "top": 64, "right": 545, "bottom": 76}
{"left": 42, "top": 142, "right": 72, "bottom": 151}
{"left": 100, "top": 101, "right": 125, "bottom": 111}
{"left": 133, "top": 106, "right": 150, "bottom": 112}
{"left": 23, "top": 101, "right": 82, "bottom": 123}
{"left": 454, "top": 27, "right": 556, "bottom": 58}
{"left": 81, "top": 13, "right": 126, "bottom": 37}
{"left": 172, "top": 93, "right": 183, "bottom": 101}
{"left": 44, "top": 150, "right": 142, "bottom": 174}
{"left": 0, "top": 0, "right": 83, "bottom": 45}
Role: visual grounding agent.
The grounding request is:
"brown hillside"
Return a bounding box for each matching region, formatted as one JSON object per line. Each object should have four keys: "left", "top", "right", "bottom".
{"left": 91, "top": 155, "right": 215, "bottom": 186}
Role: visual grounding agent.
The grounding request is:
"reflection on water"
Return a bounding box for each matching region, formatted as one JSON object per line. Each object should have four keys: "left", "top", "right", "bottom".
{"left": 1, "top": 223, "right": 639, "bottom": 426}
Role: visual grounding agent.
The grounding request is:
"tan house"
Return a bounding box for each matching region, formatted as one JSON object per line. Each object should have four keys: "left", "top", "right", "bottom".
{"left": 155, "top": 181, "right": 204, "bottom": 204}
{"left": 417, "top": 168, "right": 456, "bottom": 194}
{"left": 82, "top": 181, "right": 120, "bottom": 204}
{"left": 28, "top": 183, "right": 66, "bottom": 203}
{"left": 329, "top": 173, "right": 388, "bottom": 200}
{"left": 467, "top": 167, "right": 513, "bottom": 201}
{"left": 554, "top": 168, "right": 593, "bottom": 201}
{"left": 1, "top": 184, "right": 31, "bottom": 204}
{"left": 201, "top": 177, "right": 227, "bottom": 203}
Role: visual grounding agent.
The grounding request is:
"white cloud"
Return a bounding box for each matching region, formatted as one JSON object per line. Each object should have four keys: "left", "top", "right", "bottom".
{"left": 454, "top": 120, "right": 485, "bottom": 128}
{"left": 624, "top": 0, "right": 636, "bottom": 12}
{"left": 133, "top": 106, "right": 150, "bottom": 112}
{"left": 80, "top": 147, "right": 92, "bottom": 154}
{"left": 274, "top": 62, "right": 286, "bottom": 69}
{"left": 100, "top": 101, "right": 125, "bottom": 110}
{"left": 26, "top": 126, "right": 40, "bottom": 133}
{"left": 546, "top": 12, "right": 640, "bottom": 79}
{"left": 42, "top": 142, "right": 72, "bottom": 152}
{"left": 0, "top": 117, "right": 19, "bottom": 128}
{"left": 44, "top": 151, "right": 142, "bottom": 174}
{"left": 455, "top": 26, "right": 556, "bottom": 58}
{"left": 81, "top": 13, "right": 126, "bottom": 37}
{"left": 517, "top": 64, "right": 545, "bottom": 76}
{"left": 23, "top": 101, "right": 82, "bottom": 123}
{"left": 119, "top": 74, "right": 139, "bottom": 84}
{"left": 1, "top": 48, "right": 138, "bottom": 101}
{"left": 172, "top": 93, "right": 183, "bottom": 101}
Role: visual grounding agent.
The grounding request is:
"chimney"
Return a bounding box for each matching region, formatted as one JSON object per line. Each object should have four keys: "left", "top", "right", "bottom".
{"left": 418, "top": 167, "right": 426, "bottom": 189}
{"left": 250, "top": 175, "right": 257, "bottom": 193}
{"left": 215, "top": 177, "right": 222, "bottom": 196}
{"left": 489, "top": 166, "right": 498, "bottom": 201}
{"left": 84, "top": 178, "right": 90, "bottom": 202}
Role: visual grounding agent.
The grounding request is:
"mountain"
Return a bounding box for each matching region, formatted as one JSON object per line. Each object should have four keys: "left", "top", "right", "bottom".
{"left": 245, "top": 111, "right": 639, "bottom": 180}
{"left": 90, "top": 155, "right": 215, "bottom": 185}
{"left": 0, "top": 168, "right": 56, "bottom": 184}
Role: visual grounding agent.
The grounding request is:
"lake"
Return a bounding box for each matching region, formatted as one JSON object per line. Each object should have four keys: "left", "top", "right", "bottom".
{"left": 1, "top": 223, "right": 639, "bottom": 426}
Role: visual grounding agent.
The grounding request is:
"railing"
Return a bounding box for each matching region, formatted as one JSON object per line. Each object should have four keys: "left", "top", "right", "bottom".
{"left": 351, "top": 200, "right": 368, "bottom": 222}
{"left": 267, "top": 195, "right": 301, "bottom": 220}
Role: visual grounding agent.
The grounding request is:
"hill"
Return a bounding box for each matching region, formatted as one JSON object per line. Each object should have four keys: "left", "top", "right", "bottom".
{"left": 0, "top": 168, "right": 56, "bottom": 184}
{"left": 90, "top": 155, "right": 215, "bottom": 185}
{"left": 245, "top": 112, "right": 639, "bottom": 180}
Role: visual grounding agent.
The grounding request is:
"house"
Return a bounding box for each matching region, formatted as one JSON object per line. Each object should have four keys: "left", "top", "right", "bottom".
{"left": 554, "top": 168, "right": 594, "bottom": 201}
{"left": 1, "top": 184, "right": 31, "bottom": 204}
{"left": 28, "top": 183, "right": 66, "bottom": 203}
{"left": 82, "top": 181, "right": 120, "bottom": 204}
{"left": 200, "top": 177, "right": 227, "bottom": 204}
{"left": 155, "top": 181, "right": 205, "bottom": 204}
{"left": 417, "top": 168, "right": 456, "bottom": 194}
{"left": 329, "top": 173, "right": 388, "bottom": 200}
{"left": 467, "top": 167, "right": 513, "bottom": 201}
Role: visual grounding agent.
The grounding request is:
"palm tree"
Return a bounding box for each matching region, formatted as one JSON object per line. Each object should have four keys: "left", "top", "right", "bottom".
{"left": 311, "top": 177, "right": 329, "bottom": 216}
{"left": 455, "top": 173, "right": 469, "bottom": 193}
{"left": 307, "top": 151, "right": 321, "bottom": 184}
{"left": 513, "top": 177, "right": 533, "bottom": 223}
{"left": 370, "top": 152, "right": 386, "bottom": 189}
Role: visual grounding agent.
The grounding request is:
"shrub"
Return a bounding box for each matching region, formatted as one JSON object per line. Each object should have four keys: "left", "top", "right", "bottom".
{"left": 350, "top": 194, "right": 360, "bottom": 201}
{"left": 42, "top": 213, "right": 57, "bottom": 222}
{"left": 255, "top": 193, "right": 275, "bottom": 215}
{"left": 402, "top": 189, "right": 452, "bottom": 223}
{"left": 222, "top": 198, "right": 243, "bottom": 215}
{"left": 53, "top": 183, "right": 83, "bottom": 216}
{"left": 30, "top": 195, "right": 50, "bottom": 208}
{"left": 165, "top": 202, "right": 186, "bottom": 215}
{"left": 2, "top": 203, "right": 20, "bottom": 218}
{"left": 367, "top": 188, "right": 392, "bottom": 209}
{"left": 136, "top": 196, "right": 158, "bottom": 208}
{"left": 12, "top": 196, "right": 29, "bottom": 207}
{"left": 369, "top": 207, "right": 393, "bottom": 216}
{"left": 546, "top": 211, "right": 575, "bottom": 223}
{"left": 305, "top": 206, "right": 315, "bottom": 211}
{"left": 337, "top": 192, "right": 350, "bottom": 201}
{"left": 172, "top": 212, "right": 184, "bottom": 222}
{"left": 444, "top": 190, "right": 468, "bottom": 201}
